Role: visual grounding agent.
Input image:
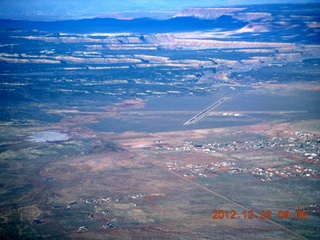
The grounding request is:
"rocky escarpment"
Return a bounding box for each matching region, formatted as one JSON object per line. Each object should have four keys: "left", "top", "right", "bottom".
{"left": 173, "top": 8, "right": 245, "bottom": 20}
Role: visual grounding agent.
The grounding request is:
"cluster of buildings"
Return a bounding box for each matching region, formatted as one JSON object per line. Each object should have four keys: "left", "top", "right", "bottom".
{"left": 160, "top": 131, "right": 319, "bottom": 182}
{"left": 173, "top": 131, "right": 319, "bottom": 163}
{"left": 252, "top": 165, "right": 318, "bottom": 181}
{"left": 164, "top": 159, "right": 319, "bottom": 182}
{"left": 82, "top": 197, "right": 112, "bottom": 205}
{"left": 81, "top": 197, "right": 114, "bottom": 216}
{"left": 164, "top": 161, "right": 247, "bottom": 179}
{"left": 285, "top": 132, "right": 319, "bottom": 163}
{"left": 130, "top": 193, "right": 145, "bottom": 199}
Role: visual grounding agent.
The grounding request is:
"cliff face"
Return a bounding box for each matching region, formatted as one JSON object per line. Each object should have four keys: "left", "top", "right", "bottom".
{"left": 173, "top": 7, "right": 273, "bottom": 22}
{"left": 143, "top": 33, "right": 296, "bottom": 50}
{"left": 172, "top": 5, "right": 320, "bottom": 44}
{"left": 173, "top": 8, "right": 245, "bottom": 20}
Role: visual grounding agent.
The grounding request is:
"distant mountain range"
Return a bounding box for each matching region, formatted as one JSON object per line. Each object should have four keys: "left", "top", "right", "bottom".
{"left": 0, "top": 15, "right": 247, "bottom": 34}
{"left": 0, "top": 3, "right": 319, "bottom": 44}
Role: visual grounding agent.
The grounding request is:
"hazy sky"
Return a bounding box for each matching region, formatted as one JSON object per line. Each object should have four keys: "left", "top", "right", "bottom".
{"left": 0, "top": 0, "right": 317, "bottom": 20}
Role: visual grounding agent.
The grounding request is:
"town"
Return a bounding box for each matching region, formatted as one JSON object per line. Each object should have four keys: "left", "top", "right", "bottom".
{"left": 158, "top": 131, "right": 319, "bottom": 181}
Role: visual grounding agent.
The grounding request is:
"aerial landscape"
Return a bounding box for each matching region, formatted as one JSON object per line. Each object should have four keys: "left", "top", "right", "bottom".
{"left": 0, "top": 0, "right": 319, "bottom": 239}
